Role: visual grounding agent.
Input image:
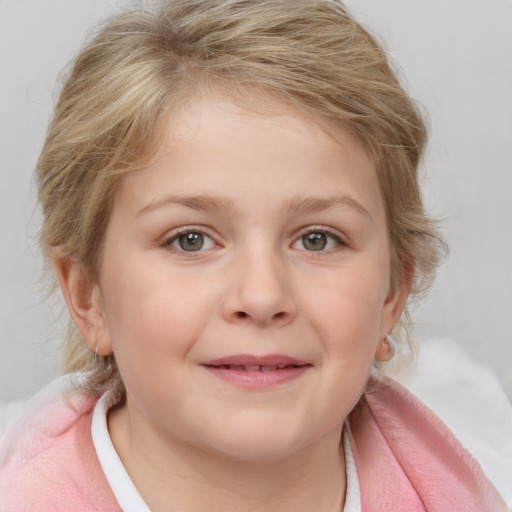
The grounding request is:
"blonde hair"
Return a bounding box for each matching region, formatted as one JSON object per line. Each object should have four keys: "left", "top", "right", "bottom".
{"left": 37, "top": 0, "right": 446, "bottom": 395}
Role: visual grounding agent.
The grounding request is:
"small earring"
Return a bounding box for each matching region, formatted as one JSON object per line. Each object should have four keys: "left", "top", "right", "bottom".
{"left": 384, "top": 334, "right": 398, "bottom": 359}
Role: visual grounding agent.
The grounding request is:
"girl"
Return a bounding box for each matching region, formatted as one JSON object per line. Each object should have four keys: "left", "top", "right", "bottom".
{"left": 0, "top": 0, "right": 508, "bottom": 510}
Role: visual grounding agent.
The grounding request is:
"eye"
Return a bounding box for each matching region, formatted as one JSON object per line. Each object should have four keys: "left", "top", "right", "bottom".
{"left": 165, "top": 230, "right": 216, "bottom": 252}
{"left": 292, "top": 229, "right": 344, "bottom": 252}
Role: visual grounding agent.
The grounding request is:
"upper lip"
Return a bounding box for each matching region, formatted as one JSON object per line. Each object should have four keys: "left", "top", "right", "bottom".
{"left": 201, "top": 354, "right": 311, "bottom": 368}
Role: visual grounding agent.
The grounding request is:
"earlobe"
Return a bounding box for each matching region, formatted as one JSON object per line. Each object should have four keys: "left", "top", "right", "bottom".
{"left": 375, "top": 271, "right": 411, "bottom": 362}
{"left": 51, "top": 247, "right": 112, "bottom": 356}
{"left": 375, "top": 334, "right": 398, "bottom": 362}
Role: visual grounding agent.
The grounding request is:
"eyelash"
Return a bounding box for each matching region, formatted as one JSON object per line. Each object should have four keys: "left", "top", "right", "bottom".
{"left": 160, "top": 226, "right": 218, "bottom": 257}
{"left": 160, "top": 225, "right": 348, "bottom": 257}
{"left": 292, "top": 226, "right": 348, "bottom": 253}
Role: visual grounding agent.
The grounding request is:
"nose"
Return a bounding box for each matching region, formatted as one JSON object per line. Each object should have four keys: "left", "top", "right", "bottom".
{"left": 221, "top": 247, "right": 297, "bottom": 327}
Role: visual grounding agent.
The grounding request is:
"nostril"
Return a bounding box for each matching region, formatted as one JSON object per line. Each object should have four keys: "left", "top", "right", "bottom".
{"left": 232, "top": 310, "right": 289, "bottom": 322}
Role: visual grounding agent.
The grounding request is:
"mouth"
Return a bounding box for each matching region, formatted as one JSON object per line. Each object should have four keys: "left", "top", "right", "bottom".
{"left": 200, "top": 355, "right": 312, "bottom": 388}
{"left": 204, "top": 363, "right": 304, "bottom": 372}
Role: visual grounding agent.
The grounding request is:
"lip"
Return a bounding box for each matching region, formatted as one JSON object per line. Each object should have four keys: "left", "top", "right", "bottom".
{"left": 200, "top": 354, "right": 312, "bottom": 389}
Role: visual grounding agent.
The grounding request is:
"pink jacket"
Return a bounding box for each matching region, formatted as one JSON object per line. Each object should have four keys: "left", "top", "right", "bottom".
{"left": 0, "top": 387, "right": 119, "bottom": 510}
{"left": 348, "top": 373, "right": 508, "bottom": 511}
{"left": 0, "top": 374, "right": 507, "bottom": 511}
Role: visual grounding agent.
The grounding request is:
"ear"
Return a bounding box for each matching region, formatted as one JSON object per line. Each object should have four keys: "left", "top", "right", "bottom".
{"left": 374, "top": 270, "right": 411, "bottom": 362}
{"left": 52, "top": 247, "right": 113, "bottom": 356}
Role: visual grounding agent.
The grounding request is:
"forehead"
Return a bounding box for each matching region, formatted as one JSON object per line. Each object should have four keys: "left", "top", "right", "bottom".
{"left": 113, "top": 92, "right": 385, "bottom": 226}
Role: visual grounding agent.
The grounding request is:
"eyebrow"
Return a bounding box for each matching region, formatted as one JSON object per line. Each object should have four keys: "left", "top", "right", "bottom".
{"left": 137, "top": 194, "right": 239, "bottom": 217}
{"left": 282, "top": 194, "right": 373, "bottom": 221}
{"left": 137, "top": 193, "right": 372, "bottom": 221}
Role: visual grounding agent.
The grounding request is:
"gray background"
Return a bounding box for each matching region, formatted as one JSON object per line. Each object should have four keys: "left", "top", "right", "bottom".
{"left": 1, "top": 0, "right": 511, "bottom": 401}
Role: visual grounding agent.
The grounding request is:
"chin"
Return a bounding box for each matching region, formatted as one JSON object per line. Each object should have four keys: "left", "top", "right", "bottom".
{"left": 201, "top": 422, "right": 321, "bottom": 463}
{"left": 215, "top": 440, "right": 302, "bottom": 463}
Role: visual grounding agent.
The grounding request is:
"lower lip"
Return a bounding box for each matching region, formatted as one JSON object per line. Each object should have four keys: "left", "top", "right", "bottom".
{"left": 202, "top": 365, "right": 311, "bottom": 389}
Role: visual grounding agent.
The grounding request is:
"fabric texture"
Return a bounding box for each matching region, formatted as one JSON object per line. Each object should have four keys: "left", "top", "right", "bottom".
{"left": 0, "top": 372, "right": 507, "bottom": 511}
{"left": 396, "top": 337, "right": 512, "bottom": 504}
{"left": 348, "top": 372, "right": 508, "bottom": 512}
{"left": 0, "top": 377, "right": 120, "bottom": 511}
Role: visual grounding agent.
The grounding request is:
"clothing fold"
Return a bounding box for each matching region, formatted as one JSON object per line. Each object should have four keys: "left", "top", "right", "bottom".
{"left": 347, "top": 372, "right": 507, "bottom": 511}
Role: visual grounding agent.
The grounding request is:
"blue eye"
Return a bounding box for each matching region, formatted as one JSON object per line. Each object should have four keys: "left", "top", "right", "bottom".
{"left": 168, "top": 231, "right": 216, "bottom": 252}
{"left": 292, "top": 229, "right": 343, "bottom": 252}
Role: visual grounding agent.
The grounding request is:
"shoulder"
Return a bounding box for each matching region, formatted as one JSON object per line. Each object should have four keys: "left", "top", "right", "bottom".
{"left": 349, "top": 369, "right": 509, "bottom": 511}
{"left": 395, "top": 338, "right": 512, "bottom": 507}
{"left": 0, "top": 375, "right": 119, "bottom": 511}
{"left": 351, "top": 339, "right": 511, "bottom": 511}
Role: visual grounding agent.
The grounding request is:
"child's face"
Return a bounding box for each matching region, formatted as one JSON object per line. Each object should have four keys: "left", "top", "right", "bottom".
{"left": 86, "top": 94, "right": 407, "bottom": 461}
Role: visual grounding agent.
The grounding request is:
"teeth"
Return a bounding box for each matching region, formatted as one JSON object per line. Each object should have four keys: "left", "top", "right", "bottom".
{"left": 211, "top": 364, "right": 300, "bottom": 371}
{"left": 224, "top": 364, "right": 288, "bottom": 371}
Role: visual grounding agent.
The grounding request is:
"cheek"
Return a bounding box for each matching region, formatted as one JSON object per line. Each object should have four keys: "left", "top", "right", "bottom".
{"left": 305, "top": 266, "right": 388, "bottom": 358}
{"left": 100, "top": 265, "right": 216, "bottom": 412}
{"left": 303, "top": 271, "right": 386, "bottom": 420}
{"left": 100, "top": 258, "right": 216, "bottom": 360}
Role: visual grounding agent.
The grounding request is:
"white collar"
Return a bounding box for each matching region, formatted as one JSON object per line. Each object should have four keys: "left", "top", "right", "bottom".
{"left": 91, "top": 391, "right": 151, "bottom": 512}
{"left": 343, "top": 424, "right": 362, "bottom": 512}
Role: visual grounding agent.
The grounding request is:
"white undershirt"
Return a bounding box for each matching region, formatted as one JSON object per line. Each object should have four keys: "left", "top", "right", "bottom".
{"left": 91, "top": 390, "right": 361, "bottom": 512}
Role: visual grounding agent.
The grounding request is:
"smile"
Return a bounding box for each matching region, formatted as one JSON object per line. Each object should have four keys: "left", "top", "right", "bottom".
{"left": 205, "top": 364, "right": 301, "bottom": 372}
{"left": 201, "top": 355, "right": 312, "bottom": 389}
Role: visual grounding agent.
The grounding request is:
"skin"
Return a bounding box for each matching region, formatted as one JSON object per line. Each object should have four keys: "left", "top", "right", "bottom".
{"left": 54, "top": 93, "right": 408, "bottom": 512}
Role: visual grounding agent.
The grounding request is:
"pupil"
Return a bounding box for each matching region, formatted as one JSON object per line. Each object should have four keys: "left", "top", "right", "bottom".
{"left": 179, "top": 232, "right": 204, "bottom": 251}
{"left": 303, "top": 232, "right": 327, "bottom": 251}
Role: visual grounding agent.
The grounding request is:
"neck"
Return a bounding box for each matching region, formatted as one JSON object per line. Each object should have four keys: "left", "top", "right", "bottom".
{"left": 109, "top": 404, "right": 346, "bottom": 512}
